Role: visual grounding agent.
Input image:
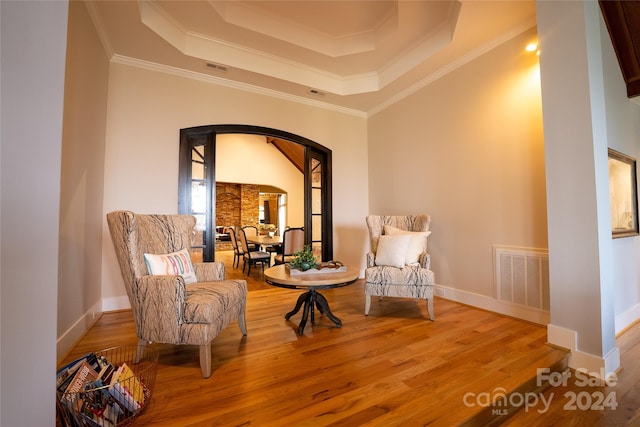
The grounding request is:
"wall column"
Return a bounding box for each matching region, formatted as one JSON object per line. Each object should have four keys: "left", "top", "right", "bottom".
{"left": 537, "top": 0, "right": 619, "bottom": 377}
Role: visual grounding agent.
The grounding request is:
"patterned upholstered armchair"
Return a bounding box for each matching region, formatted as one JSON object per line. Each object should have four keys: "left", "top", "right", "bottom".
{"left": 106, "top": 211, "right": 247, "bottom": 378}
{"left": 365, "top": 215, "right": 435, "bottom": 320}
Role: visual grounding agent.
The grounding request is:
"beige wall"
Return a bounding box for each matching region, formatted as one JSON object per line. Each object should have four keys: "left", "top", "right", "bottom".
{"left": 216, "top": 133, "right": 304, "bottom": 227}
{"left": 57, "top": 1, "right": 109, "bottom": 359}
{"left": 100, "top": 63, "right": 369, "bottom": 309}
{"left": 368, "top": 28, "right": 546, "bottom": 299}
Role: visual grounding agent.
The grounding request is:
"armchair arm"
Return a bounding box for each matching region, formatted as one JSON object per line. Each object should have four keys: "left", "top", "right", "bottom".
{"left": 419, "top": 253, "right": 431, "bottom": 270}
{"left": 136, "top": 275, "right": 187, "bottom": 342}
{"left": 193, "top": 261, "right": 226, "bottom": 282}
{"left": 366, "top": 252, "right": 376, "bottom": 268}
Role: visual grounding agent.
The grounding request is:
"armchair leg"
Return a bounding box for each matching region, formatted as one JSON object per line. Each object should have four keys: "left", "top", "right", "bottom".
{"left": 427, "top": 298, "right": 435, "bottom": 321}
{"left": 238, "top": 306, "right": 248, "bottom": 335}
{"left": 200, "top": 344, "right": 212, "bottom": 378}
{"left": 365, "top": 294, "right": 371, "bottom": 315}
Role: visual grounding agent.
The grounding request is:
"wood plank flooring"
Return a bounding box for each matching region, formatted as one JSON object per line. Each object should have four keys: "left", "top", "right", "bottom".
{"left": 503, "top": 319, "right": 640, "bottom": 427}
{"left": 60, "top": 251, "right": 636, "bottom": 426}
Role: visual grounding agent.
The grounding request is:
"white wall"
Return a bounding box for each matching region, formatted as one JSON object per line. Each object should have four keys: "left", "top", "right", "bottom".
{"left": 100, "top": 62, "right": 369, "bottom": 309}
{"left": 536, "top": 0, "right": 633, "bottom": 376}
{"left": 598, "top": 12, "right": 640, "bottom": 334}
{"left": 368, "top": 28, "right": 546, "bottom": 309}
{"left": 216, "top": 133, "right": 304, "bottom": 227}
{"left": 57, "top": 0, "right": 110, "bottom": 361}
{"left": 1, "top": 1, "right": 68, "bottom": 425}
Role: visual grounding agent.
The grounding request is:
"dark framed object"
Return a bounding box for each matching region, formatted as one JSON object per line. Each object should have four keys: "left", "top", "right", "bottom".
{"left": 608, "top": 148, "right": 639, "bottom": 238}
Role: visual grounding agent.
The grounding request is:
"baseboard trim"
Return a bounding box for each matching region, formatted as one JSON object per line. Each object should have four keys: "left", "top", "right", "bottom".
{"left": 56, "top": 301, "right": 102, "bottom": 363}
{"left": 434, "top": 284, "right": 550, "bottom": 325}
{"left": 547, "top": 324, "right": 621, "bottom": 379}
{"left": 615, "top": 301, "right": 640, "bottom": 335}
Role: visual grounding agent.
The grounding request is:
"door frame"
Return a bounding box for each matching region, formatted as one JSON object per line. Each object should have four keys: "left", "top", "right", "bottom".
{"left": 179, "top": 124, "right": 333, "bottom": 262}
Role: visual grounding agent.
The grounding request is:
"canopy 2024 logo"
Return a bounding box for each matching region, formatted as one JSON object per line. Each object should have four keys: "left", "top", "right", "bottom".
{"left": 462, "top": 367, "right": 618, "bottom": 415}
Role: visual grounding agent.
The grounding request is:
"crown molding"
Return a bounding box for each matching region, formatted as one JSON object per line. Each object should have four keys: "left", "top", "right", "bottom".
{"left": 369, "top": 18, "right": 538, "bottom": 116}
{"left": 138, "top": 0, "right": 461, "bottom": 97}
{"left": 83, "top": 0, "right": 114, "bottom": 59}
{"left": 206, "top": 0, "right": 383, "bottom": 58}
{"left": 110, "top": 55, "right": 368, "bottom": 119}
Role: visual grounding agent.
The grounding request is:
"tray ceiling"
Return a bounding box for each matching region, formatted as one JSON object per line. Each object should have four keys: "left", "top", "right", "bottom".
{"left": 87, "top": 0, "right": 538, "bottom": 113}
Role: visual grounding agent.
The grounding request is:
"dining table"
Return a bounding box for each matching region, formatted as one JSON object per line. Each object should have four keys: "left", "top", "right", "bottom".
{"left": 246, "top": 234, "right": 283, "bottom": 248}
{"left": 246, "top": 235, "right": 283, "bottom": 254}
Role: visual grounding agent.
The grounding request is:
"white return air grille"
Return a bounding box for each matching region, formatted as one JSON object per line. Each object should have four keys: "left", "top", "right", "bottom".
{"left": 494, "top": 245, "right": 550, "bottom": 311}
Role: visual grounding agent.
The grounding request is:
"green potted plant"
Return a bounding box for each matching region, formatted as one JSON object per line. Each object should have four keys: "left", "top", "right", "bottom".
{"left": 289, "top": 245, "right": 318, "bottom": 271}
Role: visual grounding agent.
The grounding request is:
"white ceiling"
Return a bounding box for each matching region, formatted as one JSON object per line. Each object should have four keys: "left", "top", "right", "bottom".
{"left": 87, "top": 0, "right": 537, "bottom": 114}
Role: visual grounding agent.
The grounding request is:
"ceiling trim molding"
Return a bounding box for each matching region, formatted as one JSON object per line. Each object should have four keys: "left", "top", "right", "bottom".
{"left": 110, "top": 54, "right": 368, "bottom": 118}
{"left": 83, "top": 0, "right": 114, "bottom": 59}
{"left": 206, "top": 0, "right": 384, "bottom": 58}
{"left": 369, "top": 18, "right": 538, "bottom": 116}
{"left": 137, "top": 0, "right": 463, "bottom": 97}
{"left": 139, "top": 0, "right": 376, "bottom": 95}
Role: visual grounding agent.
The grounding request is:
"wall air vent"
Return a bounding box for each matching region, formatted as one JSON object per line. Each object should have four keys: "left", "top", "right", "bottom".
{"left": 204, "top": 62, "right": 228, "bottom": 72}
{"left": 308, "top": 89, "right": 325, "bottom": 96}
{"left": 494, "top": 245, "right": 549, "bottom": 311}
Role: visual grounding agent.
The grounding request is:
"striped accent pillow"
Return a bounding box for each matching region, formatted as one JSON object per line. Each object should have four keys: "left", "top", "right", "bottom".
{"left": 144, "top": 248, "right": 197, "bottom": 284}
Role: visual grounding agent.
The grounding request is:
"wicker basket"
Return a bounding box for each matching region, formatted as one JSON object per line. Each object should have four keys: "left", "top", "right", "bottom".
{"left": 56, "top": 345, "right": 158, "bottom": 427}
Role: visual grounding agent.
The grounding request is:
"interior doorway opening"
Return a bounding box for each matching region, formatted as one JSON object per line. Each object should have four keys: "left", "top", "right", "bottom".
{"left": 178, "top": 125, "right": 333, "bottom": 263}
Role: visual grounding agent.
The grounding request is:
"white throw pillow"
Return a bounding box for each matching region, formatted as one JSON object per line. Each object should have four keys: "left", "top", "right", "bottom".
{"left": 143, "top": 248, "right": 197, "bottom": 284}
{"left": 383, "top": 225, "right": 432, "bottom": 264}
{"left": 375, "top": 234, "right": 412, "bottom": 268}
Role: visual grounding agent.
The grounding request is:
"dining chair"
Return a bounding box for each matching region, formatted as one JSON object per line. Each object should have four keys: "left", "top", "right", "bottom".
{"left": 237, "top": 228, "right": 271, "bottom": 276}
{"left": 273, "top": 227, "right": 305, "bottom": 265}
{"left": 242, "top": 225, "right": 259, "bottom": 238}
{"left": 229, "top": 227, "right": 244, "bottom": 269}
{"left": 241, "top": 226, "right": 259, "bottom": 252}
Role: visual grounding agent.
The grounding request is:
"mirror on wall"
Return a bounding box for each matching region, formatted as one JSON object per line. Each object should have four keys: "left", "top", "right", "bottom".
{"left": 258, "top": 187, "right": 287, "bottom": 234}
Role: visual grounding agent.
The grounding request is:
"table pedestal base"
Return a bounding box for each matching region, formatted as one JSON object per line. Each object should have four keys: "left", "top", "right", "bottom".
{"left": 285, "top": 290, "right": 341, "bottom": 334}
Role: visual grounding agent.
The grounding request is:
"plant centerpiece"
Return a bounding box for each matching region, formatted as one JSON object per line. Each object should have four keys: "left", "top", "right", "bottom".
{"left": 289, "top": 245, "right": 318, "bottom": 271}
{"left": 259, "top": 223, "right": 277, "bottom": 237}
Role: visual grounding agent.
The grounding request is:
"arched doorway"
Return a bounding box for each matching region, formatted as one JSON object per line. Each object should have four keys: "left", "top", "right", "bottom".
{"left": 178, "top": 125, "right": 333, "bottom": 262}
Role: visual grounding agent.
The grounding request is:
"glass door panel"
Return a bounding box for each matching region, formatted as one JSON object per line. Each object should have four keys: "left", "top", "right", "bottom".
{"left": 180, "top": 125, "right": 332, "bottom": 264}
{"left": 310, "top": 158, "right": 322, "bottom": 259}
{"left": 179, "top": 127, "right": 215, "bottom": 262}
{"left": 190, "top": 145, "right": 207, "bottom": 262}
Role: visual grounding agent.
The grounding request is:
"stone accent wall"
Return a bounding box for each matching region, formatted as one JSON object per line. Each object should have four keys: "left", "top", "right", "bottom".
{"left": 240, "top": 184, "right": 260, "bottom": 226}
{"left": 215, "top": 182, "right": 260, "bottom": 228}
{"left": 216, "top": 183, "right": 241, "bottom": 227}
{"left": 215, "top": 182, "right": 260, "bottom": 251}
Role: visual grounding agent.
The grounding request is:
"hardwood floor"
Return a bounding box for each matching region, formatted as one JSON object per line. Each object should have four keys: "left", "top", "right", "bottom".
{"left": 60, "top": 252, "right": 638, "bottom": 426}
{"left": 503, "top": 320, "right": 640, "bottom": 427}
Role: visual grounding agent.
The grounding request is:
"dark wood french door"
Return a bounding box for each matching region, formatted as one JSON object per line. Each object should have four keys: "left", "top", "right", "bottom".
{"left": 178, "top": 125, "right": 333, "bottom": 262}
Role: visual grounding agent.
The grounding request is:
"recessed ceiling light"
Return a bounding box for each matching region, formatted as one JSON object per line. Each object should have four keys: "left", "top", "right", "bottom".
{"left": 526, "top": 42, "right": 538, "bottom": 52}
